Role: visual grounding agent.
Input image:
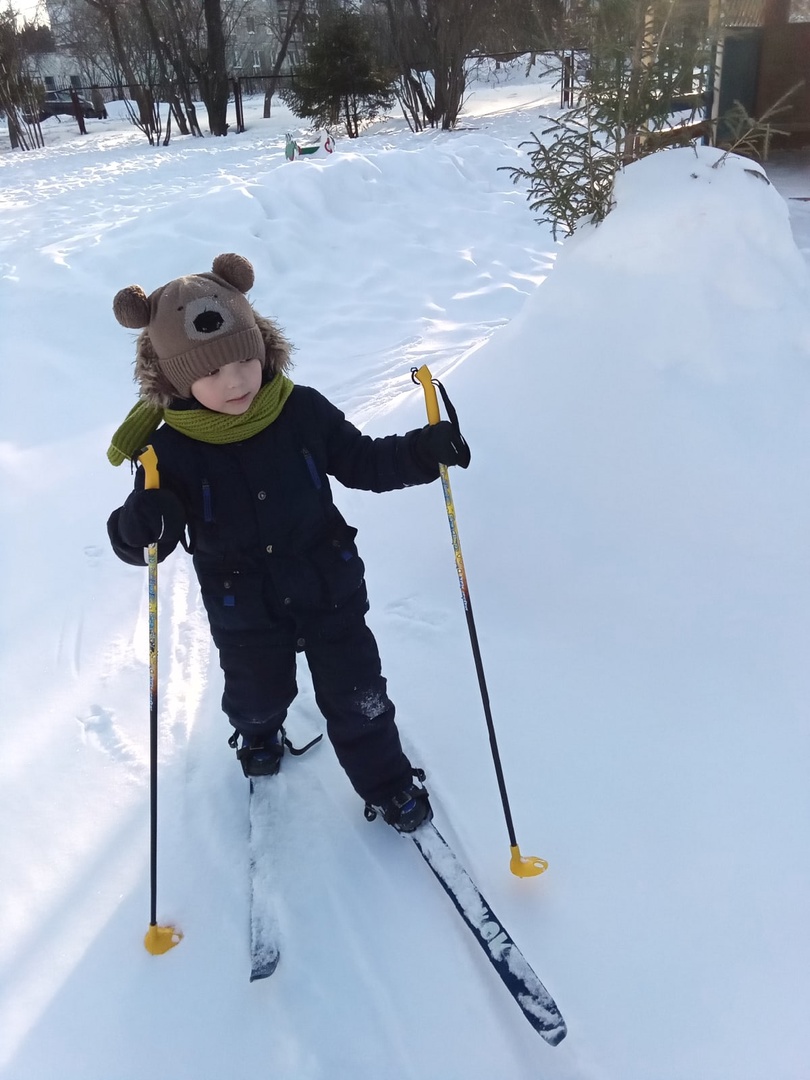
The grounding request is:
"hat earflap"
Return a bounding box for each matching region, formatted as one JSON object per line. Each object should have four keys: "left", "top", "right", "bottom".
{"left": 134, "top": 329, "right": 179, "bottom": 408}
{"left": 113, "top": 285, "right": 150, "bottom": 329}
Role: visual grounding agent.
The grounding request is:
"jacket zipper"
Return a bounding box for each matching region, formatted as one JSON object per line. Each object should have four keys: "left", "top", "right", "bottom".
{"left": 301, "top": 448, "right": 322, "bottom": 490}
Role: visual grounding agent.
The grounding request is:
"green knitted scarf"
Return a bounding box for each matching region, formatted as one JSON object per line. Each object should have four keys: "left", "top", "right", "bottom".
{"left": 107, "top": 375, "right": 295, "bottom": 466}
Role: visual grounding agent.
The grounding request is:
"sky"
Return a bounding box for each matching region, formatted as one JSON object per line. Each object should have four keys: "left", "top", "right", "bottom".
{"left": 9, "top": 0, "right": 45, "bottom": 25}
{"left": 1, "top": 61, "right": 810, "bottom": 1080}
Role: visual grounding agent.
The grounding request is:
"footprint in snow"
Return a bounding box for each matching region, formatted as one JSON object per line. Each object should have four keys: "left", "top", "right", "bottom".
{"left": 83, "top": 545, "right": 104, "bottom": 566}
{"left": 384, "top": 596, "right": 446, "bottom": 629}
{"left": 77, "top": 704, "right": 140, "bottom": 766}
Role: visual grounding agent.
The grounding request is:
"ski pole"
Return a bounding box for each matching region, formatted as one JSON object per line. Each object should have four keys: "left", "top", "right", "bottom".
{"left": 138, "top": 445, "right": 183, "bottom": 955}
{"left": 411, "top": 366, "right": 548, "bottom": 879}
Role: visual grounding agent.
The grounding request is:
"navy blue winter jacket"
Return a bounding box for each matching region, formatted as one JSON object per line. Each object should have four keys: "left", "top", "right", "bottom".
{"left": 107, "top": 385, "right": 438, "bottom": 621}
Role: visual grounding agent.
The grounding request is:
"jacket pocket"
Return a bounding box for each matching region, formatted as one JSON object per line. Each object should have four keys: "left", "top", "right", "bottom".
{"left": 309, "top": 521, "right": 365, "bottom": 609}
{"left": 197, "top": 569, "right": 270, "bottom": 644}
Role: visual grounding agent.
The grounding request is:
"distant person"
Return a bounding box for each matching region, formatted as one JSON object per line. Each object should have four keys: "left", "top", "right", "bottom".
{"left": 105, "top": 253, "right": 470, "bottom": 832}
{"left": 69, "top": 88, "right": 87, "bottom": 135}
{"left": 90, "top": 84, "right": 108, "bottom": 119}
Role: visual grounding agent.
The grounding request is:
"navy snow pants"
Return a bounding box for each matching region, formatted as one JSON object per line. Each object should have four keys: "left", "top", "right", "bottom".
{"left": 206, "top": 581, "right": 413, "bottom": 806}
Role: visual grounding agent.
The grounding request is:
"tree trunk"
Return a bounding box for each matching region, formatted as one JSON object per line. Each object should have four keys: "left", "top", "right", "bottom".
{"left": 7, "top": 112, "right": 21, "bottom": 149}
{"left": 384, "top": 0, "right": 437, "bottom": 129}
{"left": 88, "top": 0, "right": 153, "bottom": 130}
{"left": 202, "top": 0, "right": 229, "bottom": 135}
{"left": 404, "top": 0, "right": 478, "bottom": 131}
{"left": 136, "top": 0, "right": 190, "bottom": 136}
{"left": 263, "top": 0, "right": 307, "bottom": 119}
{"left": 161, "top": 0, "right": 205, "bottom": 137}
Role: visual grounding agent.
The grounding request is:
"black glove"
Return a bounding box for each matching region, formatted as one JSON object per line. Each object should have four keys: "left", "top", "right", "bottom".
{"left": 118, "top": 488, "right": 186, "bottom": 548}
{"left": 416, "top": 420, "right": 471, "bottom": 470}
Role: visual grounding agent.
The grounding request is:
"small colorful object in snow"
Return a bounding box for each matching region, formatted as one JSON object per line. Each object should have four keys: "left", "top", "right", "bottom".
{"left": 285, "top": 131, "right": 335, "bottom": 161}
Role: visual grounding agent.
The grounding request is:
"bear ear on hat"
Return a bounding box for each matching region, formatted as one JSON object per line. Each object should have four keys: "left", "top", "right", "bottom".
{"left": 212, "top": 253, "right": 254, "bottom": 294}
{"left": 113, "top": 285, "right": 151, "bottom": 329}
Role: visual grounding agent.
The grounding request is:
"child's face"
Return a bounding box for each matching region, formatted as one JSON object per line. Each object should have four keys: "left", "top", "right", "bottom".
{"left": 190, "top": 358, "right": 263, "bottom": 414}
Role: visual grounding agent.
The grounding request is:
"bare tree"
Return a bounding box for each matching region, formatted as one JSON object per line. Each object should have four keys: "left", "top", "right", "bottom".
{"left": 0, "top": 10, "right": 47, "bottom": 150}
{"left": 161, "top": 0, "right": 209, "bottom": 133}
{"left": 133, "top": 0, "right": 192, "bottom": 134}
{"left": 262, "top": 0, "right": 309, "bottom": 118}
{"left": 84, "top": 0, "right": 155, "bottom": 126}
{"left": 369, "top": 0, "right": 435, "bottom": 130}
{"left": 54, "top": 0, "right": 234, "bottom": 137}
{"left": 476, "top": 0, "right": 564, "bottom": 56}
{"left": 197, "top": 0, "right": 230, "bottom": 134}
{"left": 377, "top": 0, "right": 491, "bottom": 130}
{"left": 46, "top": 0, "right": 121, "bottom": 87}
{"left": 158, "top": 0, "right": 243, "bottom": 135}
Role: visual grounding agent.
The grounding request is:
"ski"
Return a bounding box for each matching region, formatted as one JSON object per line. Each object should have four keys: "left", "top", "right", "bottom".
{"left": 409, "top": 822, "right": 567, "bottom": 1046}
{"left": 248, "top": 776, "right": 281, "bottom": 980}
{"left": 246, "top": 731, "right": 323, "bottom": 980}
{"left": 247, "top": 769, "right": 566, "bottom": 1045}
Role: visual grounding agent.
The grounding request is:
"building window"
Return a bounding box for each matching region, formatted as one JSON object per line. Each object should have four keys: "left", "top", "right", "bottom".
{"left": 246, "top": 15, "right": 255, "bottom": 33}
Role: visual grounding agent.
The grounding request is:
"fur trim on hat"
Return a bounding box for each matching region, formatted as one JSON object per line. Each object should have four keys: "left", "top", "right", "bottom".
{"left": 133, "top": 308, "right": 294, "bottom": 407}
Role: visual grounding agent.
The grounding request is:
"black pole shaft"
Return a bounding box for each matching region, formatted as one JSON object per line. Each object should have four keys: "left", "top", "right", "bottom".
{"left": 147, "top": 541, "right": 159, "bottom": 929}
{"left": 460, "top": 584, "right": 519, "bottom": 849}
{"left": 150, "top": 685, "right": 158, "bottom": 926}
{"left": 140, "top": 446, "right": 162, "bottom": 932}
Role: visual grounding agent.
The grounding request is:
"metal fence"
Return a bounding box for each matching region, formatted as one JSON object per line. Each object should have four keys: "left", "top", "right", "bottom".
{"left": 42, "top": 72, "right": 299, "bottom": 104}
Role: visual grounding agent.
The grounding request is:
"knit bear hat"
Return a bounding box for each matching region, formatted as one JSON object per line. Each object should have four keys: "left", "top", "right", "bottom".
{"left": 113, "top": 253, "right": 274, "bottom": 402}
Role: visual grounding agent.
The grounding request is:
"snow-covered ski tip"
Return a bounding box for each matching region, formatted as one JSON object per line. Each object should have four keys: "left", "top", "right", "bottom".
{"left": 411, "top": 823, "right": 567, "bottom": 1046}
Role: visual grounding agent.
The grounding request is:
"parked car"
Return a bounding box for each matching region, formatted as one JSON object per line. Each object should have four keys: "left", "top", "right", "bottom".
{"left": 27, "top": 90, "right": 104, "bottom": 123}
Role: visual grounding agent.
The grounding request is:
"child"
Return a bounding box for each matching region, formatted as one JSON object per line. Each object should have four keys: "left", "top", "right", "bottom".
{"left": 106, "top": 253, "right": 470, "bottom": 832}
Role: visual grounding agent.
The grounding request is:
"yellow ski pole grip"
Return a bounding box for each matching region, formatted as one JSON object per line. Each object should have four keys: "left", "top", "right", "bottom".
{"left": 413, "top": 364, "right": 441, "bottom": 425}
{"left": 139, "top": 444, "right": 160, "bottom": 491}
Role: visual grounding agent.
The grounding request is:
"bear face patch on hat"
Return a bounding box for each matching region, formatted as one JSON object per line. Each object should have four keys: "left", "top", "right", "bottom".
{"left": 113, "top": 253, "right": 266, "bottom": 400}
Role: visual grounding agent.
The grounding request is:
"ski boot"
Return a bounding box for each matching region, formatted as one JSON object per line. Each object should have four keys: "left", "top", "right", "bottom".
{"left": 230, "top": 730, "right": 284, "bottom": 778}
{"left": 365, "top": 771, "right": 432, "bottom": 833}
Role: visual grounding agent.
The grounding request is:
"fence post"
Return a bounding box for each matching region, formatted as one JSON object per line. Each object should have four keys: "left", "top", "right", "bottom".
{"left": 232, "top": 77, "right": 244, "bottom": 133}
{"left": 561, "top": 52, "right": 574, "bottom": 109}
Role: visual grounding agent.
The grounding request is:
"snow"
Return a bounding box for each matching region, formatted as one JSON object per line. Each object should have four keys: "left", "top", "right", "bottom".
{"left": 2, "top": 62, "right": 810, "bottom": 1079}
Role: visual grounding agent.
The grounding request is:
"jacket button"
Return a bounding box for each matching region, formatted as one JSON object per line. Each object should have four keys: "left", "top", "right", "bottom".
{"left": 258, "top": 491, "right": 266, "bottom": 500}
{"left": 297, "top": 637, "right": 305, "bottom": 648}
{"left": 266, "top": 545, "right": 273, "bottom": 554}
{"left": 224, "top": 579, "right": 232, "bottom": 589}
{"left": 283, "top": 597, "right": 291, "bottom": 605}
